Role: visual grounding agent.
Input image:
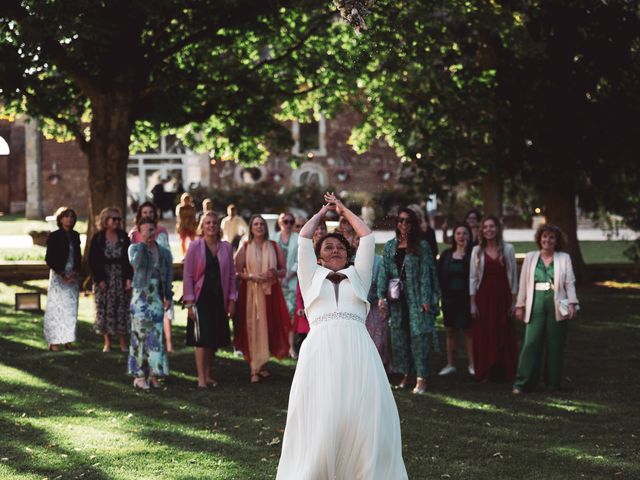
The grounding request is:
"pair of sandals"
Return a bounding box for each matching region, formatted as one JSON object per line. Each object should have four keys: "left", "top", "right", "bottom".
{"left": 48, "top": 343, "right": 73, "bottom": 352}
{"left": 250, "top": 369, "right": 271, "bottom": 384}
{"left": 395, "top": 376, "right": 427, "bottom": 395}
{"left": 133, "top": 377, "right": 161, "bottom": 390}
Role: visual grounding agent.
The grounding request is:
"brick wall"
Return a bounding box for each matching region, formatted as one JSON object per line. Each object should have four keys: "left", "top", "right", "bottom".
{"left": 209, "top": 108, "right": 402, "bottom": 193}
{"left": 315, "top": 109, "right": 400, "bottom": 192}
{"left": 41, "top": 136, "right": 90, "bottom": 217}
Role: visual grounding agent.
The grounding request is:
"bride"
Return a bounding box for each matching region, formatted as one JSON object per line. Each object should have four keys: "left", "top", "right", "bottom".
{"left": 277, "top": 193, "right": 408, "bottom": 479}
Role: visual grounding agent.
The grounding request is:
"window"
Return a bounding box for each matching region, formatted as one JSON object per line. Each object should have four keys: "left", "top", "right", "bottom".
{"left": 291, "top": 116, "right": 327, "bottom": 157}
{"left": 234, "top": 165, "right": 267, "bottom": 185}
{"left": 292, "top": 163, "right": 328, "bottom": 187}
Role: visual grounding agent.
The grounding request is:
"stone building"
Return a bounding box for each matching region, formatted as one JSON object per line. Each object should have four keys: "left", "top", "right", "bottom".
{"left": 0, "top": 109, "right": 403, "bottom": 219}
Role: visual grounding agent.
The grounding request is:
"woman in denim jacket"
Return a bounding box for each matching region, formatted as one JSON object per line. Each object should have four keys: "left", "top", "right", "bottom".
{"left": 127, "top": 217, "right": 173, "bottom": 390}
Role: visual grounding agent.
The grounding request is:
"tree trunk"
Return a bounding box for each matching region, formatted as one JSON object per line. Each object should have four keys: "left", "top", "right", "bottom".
{"left": 481, "top": 173, "right": 503, "bottom": 218}
{"left": 82, "top": 88, "right": 134, "bottom": 271}
{"left": 543, "top": 186, "right": 588, "bottom": 284}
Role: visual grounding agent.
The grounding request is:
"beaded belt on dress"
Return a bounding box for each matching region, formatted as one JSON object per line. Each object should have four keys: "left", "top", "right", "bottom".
{"left": 309, "top": 312, "right": 365, "bottom": 327}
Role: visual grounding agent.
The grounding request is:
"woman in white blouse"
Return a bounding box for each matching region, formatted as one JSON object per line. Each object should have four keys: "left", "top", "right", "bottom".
{"left": 276, "top": 193, "right": 408, "bottom": 480}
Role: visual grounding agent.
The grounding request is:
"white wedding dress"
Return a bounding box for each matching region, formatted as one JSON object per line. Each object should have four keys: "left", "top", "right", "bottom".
{"left": 277, "top": 234, "right": 408, "bottom": 480}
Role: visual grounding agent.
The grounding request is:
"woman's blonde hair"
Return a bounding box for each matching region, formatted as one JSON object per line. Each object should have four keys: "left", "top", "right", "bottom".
{"left": 97, "top": 207, "right": 122, "bottom": 231}
{"left": 180, "top": 192, "right": 193, "bottom": 204}
{"left": 196, "top": 210, "right": 221, "bottom": 238}
{"left": 476, "top": 215, "right": 505, "bottom": 266}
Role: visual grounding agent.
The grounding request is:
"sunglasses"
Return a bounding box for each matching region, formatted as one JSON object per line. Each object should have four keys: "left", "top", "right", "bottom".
{"left": 294, "top": 224, "right": 304, "bottom": 228}
{"left": 397, "top": 217, "right": 411, "bottom": 224}
{"left": 282, "top": 219, "right": 294, "bottom": 225}
{"left": 110, "top": 217, "right": 122, "bottom": 221}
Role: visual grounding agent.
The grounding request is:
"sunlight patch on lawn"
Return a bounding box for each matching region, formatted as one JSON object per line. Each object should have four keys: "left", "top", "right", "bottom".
{"left": 544, "top": 399, "right": 603, "bottom": 414}
{"left": 0, "top": 363, "right": 60, "bottom": 390}
{"left": 595, "top": 281, "right": 640, "bottom": 290}
{"left": 548, "top": 445, "right": 634, "bottom": 471}
{"left": 428, "top": 393, "right": 506, "bottom": 413}
{"left": 0, "top": 334, "right": 47, "bottom": 350}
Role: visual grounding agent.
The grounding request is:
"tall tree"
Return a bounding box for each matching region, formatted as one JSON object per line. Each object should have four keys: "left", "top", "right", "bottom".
{"left": 308, "top": 0, "right": 640, "bottom": 281}
{"left": 0, "top": 0, "right": 339, "bottom": 239}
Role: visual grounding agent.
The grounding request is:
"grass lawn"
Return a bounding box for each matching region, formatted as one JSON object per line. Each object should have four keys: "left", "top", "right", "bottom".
{"left": 0, "top": 213, "right": 89, "bottom": 236}
{"left": 1, "top": 280, "right": 639, "bottom": 479}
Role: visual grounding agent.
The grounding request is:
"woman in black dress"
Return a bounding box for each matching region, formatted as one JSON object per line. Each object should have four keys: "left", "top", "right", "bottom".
{"left": 437, "top": 222, "right": 475, "bottom": 376}
{"left": 182, "top": 211, "right": 237, "bottom": 388}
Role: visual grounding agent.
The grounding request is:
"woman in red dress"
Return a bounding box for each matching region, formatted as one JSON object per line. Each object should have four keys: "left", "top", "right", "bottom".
{"left": 469, "top": 215, "right": 519, "bottom": 382}
{"left": 234, "top": 215, "right": 291, "bottom": 383}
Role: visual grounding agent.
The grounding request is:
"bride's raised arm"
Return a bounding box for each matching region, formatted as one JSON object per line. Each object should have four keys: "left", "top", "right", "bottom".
{"left": 297, "top": 201, "right": 333, "bottom": 290}
{"left": 325, "top": 193, "right": 375, "bottom": 290}
{"left": 324, "top": 192, "right": 371, "bottom": 238}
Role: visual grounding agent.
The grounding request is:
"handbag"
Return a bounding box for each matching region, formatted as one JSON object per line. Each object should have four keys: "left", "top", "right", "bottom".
{"left": 558, "top": 299, "right": 580, "bottom": 317}
{"left": 387, "top": 259, "right": 406, "bottom": 302}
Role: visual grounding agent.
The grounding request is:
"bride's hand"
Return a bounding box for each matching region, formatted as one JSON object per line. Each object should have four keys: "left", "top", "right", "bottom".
{"left": 319, "top": 202, "right": 334, "bottom": 216}
{"left": 324, "top": 192, "right": 345, "bottom": 215}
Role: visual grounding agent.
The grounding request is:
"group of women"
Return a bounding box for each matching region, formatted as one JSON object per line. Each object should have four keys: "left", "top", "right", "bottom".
{"left": 435, "top": 211, "right": 579, "bottom": 396}
{"left": 43, "top": 199, "right": 580, "bottom": 398}
{"left": 42, "top": 203, "right": 298, "bottom": 390}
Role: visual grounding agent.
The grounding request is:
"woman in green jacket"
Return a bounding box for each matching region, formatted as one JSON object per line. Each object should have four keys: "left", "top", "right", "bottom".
{"left": 377, "top": 207, "right": 439, "bottom": 394}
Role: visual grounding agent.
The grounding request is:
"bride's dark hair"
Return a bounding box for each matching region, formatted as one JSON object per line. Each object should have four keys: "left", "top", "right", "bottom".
{"left": 314, "top": 232, "right": 354, "bottom": 268}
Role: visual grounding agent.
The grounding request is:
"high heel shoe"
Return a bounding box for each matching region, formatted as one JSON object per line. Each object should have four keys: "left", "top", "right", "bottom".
{"left": 395, "top": 375, "right": 409, "bottom": 390}
{"left": 412, "top": 378, "right": 427, "bottom": 395}
{"left": 250, "top": 373, "right": 260, "bottom": 384}
{"left": 133, "top": 378, "right": 149, "bottom": 390}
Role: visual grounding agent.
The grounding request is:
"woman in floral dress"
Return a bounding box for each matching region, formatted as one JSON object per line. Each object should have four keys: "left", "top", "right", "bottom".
{"left": 89, "top": 207, "right": 133, "bottom": 352}
{"left": 127, "top": 218, "right": 173, "bottom": 390}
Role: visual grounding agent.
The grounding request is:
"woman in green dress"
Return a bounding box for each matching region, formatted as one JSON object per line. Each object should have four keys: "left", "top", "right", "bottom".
{"left": 377, "top": 207, "right": 439, "bottom": 394}
{"left": 513, "top": 224, "right": 579, "bottom": 394}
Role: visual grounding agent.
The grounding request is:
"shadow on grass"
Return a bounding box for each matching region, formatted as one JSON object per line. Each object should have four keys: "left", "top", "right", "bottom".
{"left": 1, "top": 283, "right": 639, "bottom": 479}
{"left": 0, "top": 415, "right": 111, "bottom": 479}
{"left": 0, "top": 294, "right": 294, "bottom": 479}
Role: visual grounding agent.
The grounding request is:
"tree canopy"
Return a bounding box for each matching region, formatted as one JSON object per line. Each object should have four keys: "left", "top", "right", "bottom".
{"left": 0, "top": 0, "right": 354, "bottom": 239}
{"left": 1, "top": 1, "right": 639, "bottom": 278}
{"left": 289, "top": 0, "right": 640, "bottom": 278}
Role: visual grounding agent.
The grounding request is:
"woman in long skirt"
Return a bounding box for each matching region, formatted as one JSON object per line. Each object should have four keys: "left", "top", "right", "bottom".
{"left": 277, "top": 193, "right": 407, "bottom": 479}
{"left": 89, "top": 207, "right": 133, "bottom": 352}
{"left": 127, "top": 218, "right": 173, "bottom": 390}
{"left": 44, "top": 206, "right": 81, "bottom": 351}
{"left": 234, "top": 215, "right": 290, "bottom": 383}
{"left": 469, "top": 215, "right": 519, "bottom": 382}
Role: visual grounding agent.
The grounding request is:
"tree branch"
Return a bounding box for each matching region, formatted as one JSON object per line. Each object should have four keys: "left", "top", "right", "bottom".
{"left": 22, "top": 90, "right": 89, "bottom": 152}
{"left": 2, "top": 1, "right": 97, "bottom": 98}
{"left": 252, "top": 12, "right": 334, "bottom": 70}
